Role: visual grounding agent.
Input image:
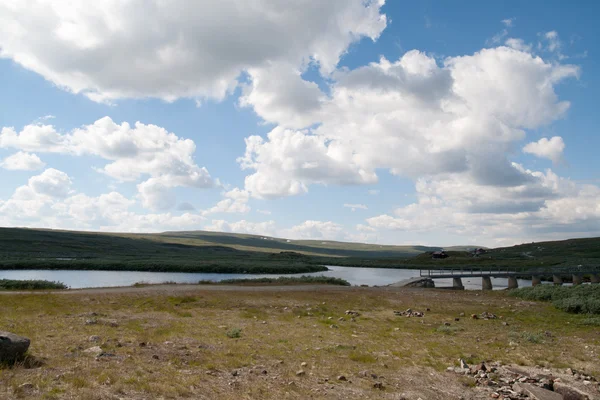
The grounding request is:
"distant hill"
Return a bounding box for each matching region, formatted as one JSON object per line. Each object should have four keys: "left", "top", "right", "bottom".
{"left": 0, "top": 227, "right": 598, "bottom": 272}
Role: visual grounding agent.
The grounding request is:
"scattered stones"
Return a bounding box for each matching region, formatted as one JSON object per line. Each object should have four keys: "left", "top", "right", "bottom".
{"left": 480, "top": 312, "right": 498, "bottom": 320}
{"left": 0, "top": 331, "right": 30, "bottom": 363}
{"left": 394, "top": 308, "right": 424, "bottom": 317}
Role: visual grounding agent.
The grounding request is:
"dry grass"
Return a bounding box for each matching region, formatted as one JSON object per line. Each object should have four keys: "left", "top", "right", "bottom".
{"left": 1, "top": 287, "right": 599, "bottom": 399}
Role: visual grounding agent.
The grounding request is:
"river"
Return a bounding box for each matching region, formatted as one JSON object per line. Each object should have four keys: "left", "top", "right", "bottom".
{"left": 0, "top": 266, "right": 535, "bottom": 290}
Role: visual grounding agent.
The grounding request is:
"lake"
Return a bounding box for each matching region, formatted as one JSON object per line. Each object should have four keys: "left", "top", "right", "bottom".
{"left": 0, "top": 266, "right": 534, "bottom": 290}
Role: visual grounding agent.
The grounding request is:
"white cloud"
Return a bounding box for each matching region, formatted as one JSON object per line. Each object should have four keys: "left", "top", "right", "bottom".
{"left": 1, "top": 117, "right": 215, "bottom": 210}
{"left": 0, "top": 0, "right": 386, "bottom": 103}
{"left": 501, "top": 18, "right": 515, "bottom": 27}
{"left": 204, "top": 219, "right": 277, "bottom": 237}
{"left": 283, "top": 220, "right": 344, "bottom": 240}
{"left": 240, "top": 47, "right": 579, "bottom": 198}
{"left": 257, "top": 209, "right": 272, "bottom": 215}
{"left": 0, "top": 151, "right": 45, "bottom": 170}
{"left": 28, "top": 168, "right": 73, "bottom": 198}
{"left": 204, "top": 188, "right": 250, "bottom": 215}
{"left": 505, "top": 38, "right": 532, "bottom": 53}
{"left": 365, "top": 167, "right": 600, "bottom": 246}
{"left": 523, "top": 136, "right": 565, "bottom": 163}
{"left": 239, "top": 127, "right": 377, "bottom": 199}
{"left": 368, "top": 189, "right": 380, "bottom": 195}
{"left": 343, "top": 203, "right": 368, "bottom": 211}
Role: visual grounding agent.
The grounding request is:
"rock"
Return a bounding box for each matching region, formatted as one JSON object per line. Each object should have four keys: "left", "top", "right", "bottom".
{"left": 17, "top": 383, "right": 35, "bottom": 395}
{"left": 301, "top": 362, "right": 307, "bottom": 367}
{"left": 471, "top": 314, "right": 479, "bottom": 319}
{"left": 231, "top": 370, "right": 239, "bottom": 377}
{"left": 513, "top": 383, "right": 563, "bottom": 400}
{"left": 337, "top": 375, "right": 347, "bottom": 381}
{"left": 83, "top": 346, "right": 103, "bottom": 355}
{"left": 455, "top": 318, "right": 460, "bottom": 321}
{"left": 459, "top": 312, "right": 465, "bottom": 317}
{"left": 460, "top": 359, "right": 469, "bottom": 369}
{"left": 296, "top": 370, "right": 306, "bottom": 376}
{"left": 373, "top": 382, "right": 384, "bottom": 390}
{"left": 88, "top": 335, "right": 101, "bottom": 342}
{"left": 553, "top": 381, "right": 592, "bottom": 399}
{"left": 444, "top": 322, "right": 451, "bottom": 326}
{"left": 152, "top": 354, "right": 159, "bottom": 360}
{"left": 0, "top": 331, "right": 30, "bottom": 363}
{"left": 345, "top": 310, "right": 360, "bottom": 317}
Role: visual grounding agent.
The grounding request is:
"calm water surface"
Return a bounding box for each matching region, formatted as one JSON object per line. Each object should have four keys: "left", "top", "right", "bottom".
{"left": 0, "top": 266, "right": 534, "bottom": 290}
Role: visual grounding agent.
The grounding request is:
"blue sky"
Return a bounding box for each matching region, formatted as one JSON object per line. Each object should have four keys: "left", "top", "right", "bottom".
{"left": 0, "top": 0, "right": 598, "bottom": 246}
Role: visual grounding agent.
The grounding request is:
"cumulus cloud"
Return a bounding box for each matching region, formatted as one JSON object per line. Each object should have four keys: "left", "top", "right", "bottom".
{"left": 343, "top": 203, "right": 368, "bottom": 211}
{"left": 283, "top": 220, "right": 344, "bottom": 240}
{"left": 204, "top": 188, "right": 250, "bottom": 215}
{"left": 240, "top": 47, "right": 579, "bottom": 198}
{"left": 0, "top": 117, "right": 214, "bottom": 210}
{"left": 0, "top": 151, "right": 45, "bottom": 170}
{"left": 239, "top": 127, "right": 377, "bottom": 199}
{"left": 204, "top": 219, "right": 276, "bottom": 237}
{"left": 505, "top": 38, "right": 532, "bottom": 53}
{"left": 523, "top": 136, "right": 565, "bottom": 163}
{"left": 0, "top": 168, "right": 208, "bottom": 232}
{"left": 0, "top": 0, "right": 386, "bottom": 103}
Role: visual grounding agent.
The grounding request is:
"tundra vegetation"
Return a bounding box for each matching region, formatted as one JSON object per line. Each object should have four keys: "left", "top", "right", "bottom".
{"left": 1, "top": 286, "right": 598, "bottom": 399}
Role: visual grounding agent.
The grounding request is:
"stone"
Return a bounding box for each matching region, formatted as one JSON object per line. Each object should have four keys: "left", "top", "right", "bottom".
{"left": 553, "top": 381, "right": 592, "bottom": 399}
{"left": 296, "top": 370, "right": 306, "bottom": 376}
{"left": 513, "top": 383, "right": 563, "bottom": 400}
{"left": 83, "top": 346, "right": 103, "bottom": 355}
{"left": 88, "top": 335, "right": 101, "bottom": 342}
{"left": 152, "top": 354, "right": 159, "bottom": 360}
{"left": 460, "top": 359, "right": 469, "bottom": 369}
{"left": 373, "top": 382, "right": 384, "bottom": 390}
{"left": 0, "top": 331, "right": 31, "bottom": 363}
{"left": 337, "top": 375, "right": 347, "bottom": 381}
{"left": 301, "top": 362, "right": 308, "bottom": 367}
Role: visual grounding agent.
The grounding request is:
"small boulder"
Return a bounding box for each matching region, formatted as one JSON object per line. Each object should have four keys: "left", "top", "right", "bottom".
{"left": 296, "top": 370, "right": 306, "bottom": 376}
{"left": 0, "top": 331, "right": 30, "bottom": 363}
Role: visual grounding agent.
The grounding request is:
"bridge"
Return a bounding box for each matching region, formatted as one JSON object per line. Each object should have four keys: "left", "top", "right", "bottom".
{"left": 419, "top": 265, "right": 600, "bottom": 290}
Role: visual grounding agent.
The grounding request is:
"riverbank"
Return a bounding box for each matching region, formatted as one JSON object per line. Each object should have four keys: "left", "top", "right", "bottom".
{"left": 1, "top": 286, "right": 599, "bottom": 399}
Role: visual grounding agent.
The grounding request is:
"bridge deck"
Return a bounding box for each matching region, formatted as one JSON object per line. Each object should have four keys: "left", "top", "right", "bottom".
{"left": 420, "top": 266, "right": 600, "bottom": 279}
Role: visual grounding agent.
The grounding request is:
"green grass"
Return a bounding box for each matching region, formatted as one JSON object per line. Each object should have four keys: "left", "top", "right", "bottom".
{"left": 0, "top": 279, "right": 67, "bottom": 290}
{"left": 510, "top": 285, "right": 600, "bottom": 314}
{"left": 214, "top": 276, "right": 350, "bottom": 286}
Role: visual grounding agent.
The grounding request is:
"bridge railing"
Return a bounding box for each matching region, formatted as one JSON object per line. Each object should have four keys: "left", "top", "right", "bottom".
{"left": 419, "top": 265, "right": 598, "bottom": 277}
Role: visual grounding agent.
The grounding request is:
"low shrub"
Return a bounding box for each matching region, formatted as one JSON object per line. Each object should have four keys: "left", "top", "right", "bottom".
{"left": 509, "top": 284, "right": 600, "bottom": 315}
{"left": 0, "top": 279, "right": 67, "bottom": 290}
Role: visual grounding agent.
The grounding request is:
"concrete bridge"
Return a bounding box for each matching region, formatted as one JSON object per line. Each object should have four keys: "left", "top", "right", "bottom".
{"left": 419, "top": 265, "right": 600, "bottom": 290}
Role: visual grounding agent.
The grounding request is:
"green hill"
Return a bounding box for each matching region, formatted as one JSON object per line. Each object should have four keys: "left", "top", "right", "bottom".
{"left": 1, "top": 227, "right": 598, "bottom": 273}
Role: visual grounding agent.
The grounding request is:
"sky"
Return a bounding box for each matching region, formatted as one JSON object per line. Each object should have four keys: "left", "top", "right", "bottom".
{"left": 0, "top": 0, "right": 599, "bottom": 247}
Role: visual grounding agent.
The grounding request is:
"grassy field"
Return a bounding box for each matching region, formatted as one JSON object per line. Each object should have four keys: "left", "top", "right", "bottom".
{"left": 1, "top": 286, "right": 599, "bottom": 399}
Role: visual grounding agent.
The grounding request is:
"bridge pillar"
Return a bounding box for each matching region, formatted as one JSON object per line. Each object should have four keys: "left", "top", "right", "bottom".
{"left": 572, "top": 274, "right": 583, "bottom": 285}
{"left": 532, "top": 276, "right": 542, "bottom": 286}
{"left": 590, "top": 274, "right": 599, "bottom": 284}
{"left": 553, "top": 275, "right": 563, "bottom": 285}
{"left": 482, "top": 276, "right": 493, "bottom": 290}
{"left": 452, "top": 277, "right": 464, "bottom": 289}
{"left": 507, "top": 276, "right": 518, "bottom": 289}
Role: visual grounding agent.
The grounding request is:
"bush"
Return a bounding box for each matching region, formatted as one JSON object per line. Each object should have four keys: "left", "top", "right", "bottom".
{"left": 0, "top": 279, "right": 67, "bottom": 290}
{"left": 217, "top": 276, "right": 350, "bottom": 286}
{"left": 226, "top": 328, "right": 242, "bottom": 339}
{"left": 510, "top": 284, "right": 600, "bottom": 315}
{"left": 580, "top": 317, "right": 600, "bottom": 326}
